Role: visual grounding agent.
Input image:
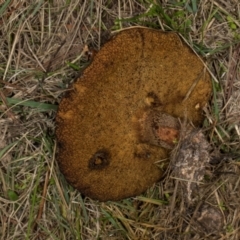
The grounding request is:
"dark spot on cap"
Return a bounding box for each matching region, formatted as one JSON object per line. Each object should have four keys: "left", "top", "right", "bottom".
{"left": 88, "top": 149, "right": 110, "bottom": 170}
{"left": 146, "top": 92, "right": 162, "bottom": 108}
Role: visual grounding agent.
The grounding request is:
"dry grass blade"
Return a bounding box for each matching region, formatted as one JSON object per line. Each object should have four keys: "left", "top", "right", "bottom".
{"left": 225, "top": 43, "right": 240, "bottom": 102}
{"left": 32, "top": 170, "right": 50, "bottom": 231}
{"left": 0, "top": 88, "right": 18, "bottom": 122}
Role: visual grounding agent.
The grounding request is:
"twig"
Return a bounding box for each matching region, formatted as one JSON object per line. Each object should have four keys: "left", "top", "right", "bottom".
{"left": 0, "top": 87, "right": 18, "bottom": 122}
{"left": 182, "top": 68, "right": 205, "bottom": 103}
{"left": 32, "top": 170, "right": 50, "bottom": 231}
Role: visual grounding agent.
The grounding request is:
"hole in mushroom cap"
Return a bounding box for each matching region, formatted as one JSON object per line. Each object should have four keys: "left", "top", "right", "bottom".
{"left": 88, "top": 149, "right": 110, "bottom": 170}
{"left": 145, "top": 92, "right": 162, "bottom": 108}
{"left": 156, "top": 126, "right": 179, "bottom": 148}
{"left": 134, "top": 108, "right": 180, "bottom": 149}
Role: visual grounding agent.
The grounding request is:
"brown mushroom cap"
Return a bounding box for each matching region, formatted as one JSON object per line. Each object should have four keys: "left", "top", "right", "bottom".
{"left": 56, "top": 27, "right": 212, "bottom": 201}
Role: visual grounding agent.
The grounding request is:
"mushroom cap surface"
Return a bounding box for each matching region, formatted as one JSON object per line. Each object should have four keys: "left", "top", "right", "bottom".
{"left": 56, "top": 27, "right": 212, "bottom": 201}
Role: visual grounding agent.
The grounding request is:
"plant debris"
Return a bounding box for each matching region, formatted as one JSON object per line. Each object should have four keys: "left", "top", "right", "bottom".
{"left": 171, "top": 126, "right": 210, "bottom": 205}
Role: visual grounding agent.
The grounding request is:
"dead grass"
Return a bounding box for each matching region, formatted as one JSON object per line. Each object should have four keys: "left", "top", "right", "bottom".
{"left": 0, "top": 0, "right": 240, "bottom": 239}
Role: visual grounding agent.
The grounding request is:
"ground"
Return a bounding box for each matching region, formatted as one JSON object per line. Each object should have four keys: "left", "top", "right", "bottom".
{"left": 0, "top": 0, "right": 240, "bottom": 239}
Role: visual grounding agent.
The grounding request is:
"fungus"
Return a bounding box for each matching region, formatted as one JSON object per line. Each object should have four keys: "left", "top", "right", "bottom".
{"left": 56, "top": 27, "right": 212, "bottom": 201}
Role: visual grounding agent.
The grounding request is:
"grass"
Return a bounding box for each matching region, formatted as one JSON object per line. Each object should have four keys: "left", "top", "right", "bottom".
{"left": 0, "top": 0, "right": 240, "bottom": 239}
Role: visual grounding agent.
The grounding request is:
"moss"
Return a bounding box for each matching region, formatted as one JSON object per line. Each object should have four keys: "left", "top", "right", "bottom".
{"left": 56, "top": 27, "right": 212, "bottom": 201}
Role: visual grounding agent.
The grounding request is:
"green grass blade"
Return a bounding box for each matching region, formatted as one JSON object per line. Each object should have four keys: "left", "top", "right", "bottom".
{"left": 0, "top": 0, "right": 11, "bottom": 16}
{"left": 137, "top": 196, "right": 168, "bottom": 205}
{"left": 0, "top": 141, "right": 18, "bottom": 159}
{"left": 5, "top": 97, "right": 58, "bottom": 111}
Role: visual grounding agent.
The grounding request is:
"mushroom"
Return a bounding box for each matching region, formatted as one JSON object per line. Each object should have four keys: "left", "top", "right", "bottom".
{"left": 56, "top": 27, "right": 212, "bottom": 201}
